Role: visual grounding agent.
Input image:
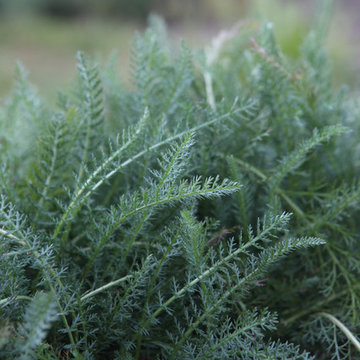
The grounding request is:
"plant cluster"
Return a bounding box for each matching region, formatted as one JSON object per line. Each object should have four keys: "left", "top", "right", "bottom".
{"left": 1, "top": 4, "right": 360, "bottom": 359}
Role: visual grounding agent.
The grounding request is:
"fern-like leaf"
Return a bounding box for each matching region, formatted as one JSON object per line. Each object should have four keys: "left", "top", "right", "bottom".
{"left": 269, "top": 125, "right": 348, "bottom": 197}
{"left": 76, "top": 51, "right": 105, "bottom": 185}
{"left": 15, "top": 292, "right": 58, "bottom": 360}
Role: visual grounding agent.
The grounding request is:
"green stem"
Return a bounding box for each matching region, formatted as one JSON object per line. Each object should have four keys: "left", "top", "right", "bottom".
{"left": 80, "top": 275, "right": 133, "bottom": 302}
{"left": 0, "top": 295, "right": 32, "bottom": 306}
{"left": 34, "top": 125, "right": 60, "bottom": 224}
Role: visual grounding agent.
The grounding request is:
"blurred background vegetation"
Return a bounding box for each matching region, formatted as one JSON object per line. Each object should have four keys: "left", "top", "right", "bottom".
{"left": 0, "top": 0, "right": 359, "bottom": 100}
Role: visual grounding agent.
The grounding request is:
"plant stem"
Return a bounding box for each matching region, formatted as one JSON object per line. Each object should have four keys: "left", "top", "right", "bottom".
{"left": 317, "top": 312, "right": 360, "bottom": 352}
{"left": 80, "top": 275, "right": 133, "bottom": 302}
{"left": 0, "top": 295, "right": 32, "bottom": 306}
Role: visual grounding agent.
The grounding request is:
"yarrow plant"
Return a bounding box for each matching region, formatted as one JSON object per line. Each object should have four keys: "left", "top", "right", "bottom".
{"left": 1, "top": 1, "right": 360, "bottom": 359}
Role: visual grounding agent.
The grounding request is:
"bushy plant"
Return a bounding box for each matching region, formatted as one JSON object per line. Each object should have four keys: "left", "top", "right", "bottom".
{"left": 1, "top": 4, "right": 360, "bottom": 359}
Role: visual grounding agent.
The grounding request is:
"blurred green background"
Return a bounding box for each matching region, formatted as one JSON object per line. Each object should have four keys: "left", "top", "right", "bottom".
{"left": 0, "top": 0, "right": 358, "bottom": 100}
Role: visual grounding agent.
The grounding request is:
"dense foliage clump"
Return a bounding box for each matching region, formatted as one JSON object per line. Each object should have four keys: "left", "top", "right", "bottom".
{"left": 1, "top": 7, "right": 360, "bottom": 360}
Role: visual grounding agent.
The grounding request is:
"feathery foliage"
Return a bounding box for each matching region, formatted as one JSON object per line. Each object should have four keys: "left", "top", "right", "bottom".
{"left": 1, "top": 1, "right": 360, "bottom": 358}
